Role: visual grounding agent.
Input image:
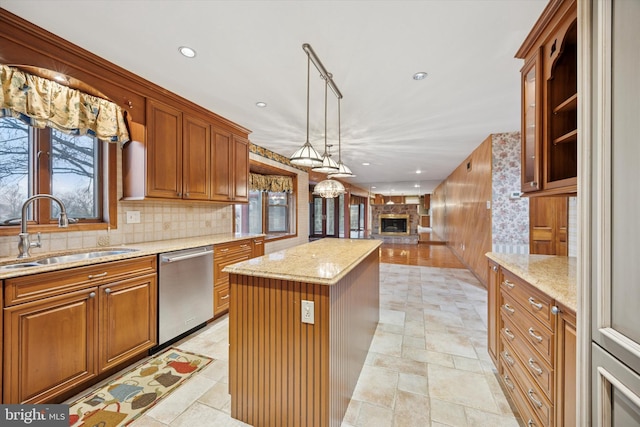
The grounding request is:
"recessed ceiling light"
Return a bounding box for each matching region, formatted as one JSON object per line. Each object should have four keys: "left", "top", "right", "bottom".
{"left": 371, "top": 186, "right": 377, "bottom": 189}
{"left": 362, "top": 162, "right": 370, "bottom": 166}
{"left": 413, "top": 72, "right": 428, "bottom": 81}
{"left": 414, "top": 184, "right": 421, "bottom": 188}
{"left": 416, "top": 170, "right": 421, "bottom": 174}
{"left": 255, "top": 101, "right": 267, "bottom": 108}
{"left": 178, "top": 46, "right": 197, "bottom": 58}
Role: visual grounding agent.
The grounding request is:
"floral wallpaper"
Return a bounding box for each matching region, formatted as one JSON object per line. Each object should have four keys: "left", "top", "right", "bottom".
{"left": 491, "top": 132, "right": 530, "bottom": 254}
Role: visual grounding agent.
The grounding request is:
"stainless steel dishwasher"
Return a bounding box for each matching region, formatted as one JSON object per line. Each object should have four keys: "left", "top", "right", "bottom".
{"left": 155, "top": 245, "right": 214, "bottom": 352}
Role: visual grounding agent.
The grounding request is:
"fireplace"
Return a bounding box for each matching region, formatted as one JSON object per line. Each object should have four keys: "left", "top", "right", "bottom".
{"left": 379, "top": 214, "right": 410, "bottom": 235}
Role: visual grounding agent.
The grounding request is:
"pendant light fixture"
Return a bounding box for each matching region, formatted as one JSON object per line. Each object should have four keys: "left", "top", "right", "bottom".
{"left": 290, "top": 55, "right": 323, "bottom": 167}
{"left": 328, "top": 97, "right": 355, "bottom": 178}
{"left": 312, "top": 77, "right": 339, "bottom": 173}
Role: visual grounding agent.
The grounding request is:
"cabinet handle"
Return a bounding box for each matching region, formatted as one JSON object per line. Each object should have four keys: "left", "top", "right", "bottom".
{"left": 528, "top": 297, "right": 543, "bottom": 310}
{"left": 221, "top": 294, "right": 230, "bottom": 300}
{"left": 492, "top": 265, "right": 498, "bottom": 272}
{"left": 504, "top": 328, "right": 515, "bottom": 341}
{"left": 527, "top": 389, "right": 543, "bottom": 408}
{"left": 530, "top": 181, "right": 538, "bottom": 187}
{"left": 219, "top": 248, "right": 229, "bottom": 253}
{"left": 88, "top": 272, "right": 108, "bottom": 279}
{"left": 528, "top": 419, "right": 536, "bottom": 427}
{"left": 503, "top": 374, "right": 515, "bottom": 391}
{"left": 89, "top": 292, "right": 96, "bottom": 298}
{"left": 240, "top": 244, "right": 249, "bottom": 248}
{"left": 177, "top": 192, "right": 182, "bottom": 197}
{"left": 185, "top": 192, "right": 189, "bottom": 197}
{"left": 503, "top": 280, "right": 515, "bottom": 289}
{"left": 528, "top": 327, "right": 543, "bottom": 343}
{"left": 503, "top": 303, "right": 515, "bottom": 315}
{"left": 502, "top": 350, "right": 515, "bottom": 367}
{"left": 551, "top": 305, "right": 560, "bottom": 315}
{"left": 528, "top": 358, "right": 543, "bottom": 375}
{"left": 104, "top": 288, "right": 112, "bottom": 295}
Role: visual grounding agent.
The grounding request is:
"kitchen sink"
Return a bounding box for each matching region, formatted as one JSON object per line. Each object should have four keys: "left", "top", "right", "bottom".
{"left": 35, "top": 249, "right": 140, "bottom": 265}
{"left": 0, "top": 248, "right": 139, "bottom": 270}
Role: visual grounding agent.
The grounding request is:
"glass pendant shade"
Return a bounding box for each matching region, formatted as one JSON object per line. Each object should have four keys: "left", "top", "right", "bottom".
{"left": 313, "top": 178, "right": 346, "bottom": 198}
{"left": 290, "top": 141, "right": 323, "bottom": 167}
{"left": 312, "top": 152, "right": 339, "bottom": 173}
{"left": 328, "top": 160, "right": 355, "bottom": 178}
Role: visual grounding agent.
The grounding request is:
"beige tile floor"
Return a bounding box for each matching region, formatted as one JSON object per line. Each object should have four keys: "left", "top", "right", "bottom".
{"left": 88, "top": 263, "right": 521, "bottom": 426}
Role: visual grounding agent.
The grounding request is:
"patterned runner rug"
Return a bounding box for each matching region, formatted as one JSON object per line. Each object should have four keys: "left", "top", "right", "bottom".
{"left": 68, "top": 348, "right": 213, "bottom": 426}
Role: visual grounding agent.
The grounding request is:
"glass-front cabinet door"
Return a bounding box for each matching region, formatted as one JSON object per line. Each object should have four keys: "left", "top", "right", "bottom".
{"left": 521, "top": 48, "right": 542, "bottom": 193}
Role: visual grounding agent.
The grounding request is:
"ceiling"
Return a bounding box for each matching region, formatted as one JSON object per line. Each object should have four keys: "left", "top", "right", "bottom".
{"left": 1, "top": 0, "right": 547, "bottom": 196}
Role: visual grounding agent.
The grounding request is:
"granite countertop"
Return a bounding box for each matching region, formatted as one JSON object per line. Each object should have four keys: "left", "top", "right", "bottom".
{"left": 0, "top": 233, "right": 264, "bottom": 280}
{"left": 223, "top": 238, "right": 382, "bottom": 286}
{"left": 486, "top": 252, "right": 577, "bottom": 312}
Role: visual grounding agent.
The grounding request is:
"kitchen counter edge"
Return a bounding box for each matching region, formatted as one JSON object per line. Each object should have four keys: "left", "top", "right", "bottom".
{"left": 0, "top": 233, "right": 265, "bottom": 280}
{"left": 486, "top": 252, "right": 577, "bottom": 312}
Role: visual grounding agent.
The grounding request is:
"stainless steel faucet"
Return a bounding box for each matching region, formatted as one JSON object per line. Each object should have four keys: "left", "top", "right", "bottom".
{"left": 17, "top": 194, "right": 69, "bottom": 258}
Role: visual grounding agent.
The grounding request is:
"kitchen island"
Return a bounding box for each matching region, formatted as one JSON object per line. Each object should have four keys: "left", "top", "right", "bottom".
{"left": 223, "top": 238, "right": 382, "bottom": 427}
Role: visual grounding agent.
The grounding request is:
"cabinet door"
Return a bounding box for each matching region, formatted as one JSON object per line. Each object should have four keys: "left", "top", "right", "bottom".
{"left": 521, "top": 49, "right": 542, "bottom": 193}
{"left": 211, "top": 127, "right": 233, "bottom": 201}
{"left": 146, "top": 99, "right": 183, "bottom": 199}
{"left": 252, "top": 237, "right": 265, "bottom": 257}
{"left": 3, "top": 288, "right": 98, "bottom": 403}
{"left": 99, "top": 274, "right": 157, "bottom": 372}
{"left": 487, "top": 260, "right": 500, "bottom": 365}
{"left": 555, "top": 304, "right": 576, "bottom": 427}
{"left": 529, "top": 196, "right": 568, "bottom": 255}
{"left": 183, "top": 115, "right": 211, "bottom": 200}
{"left": 233, "top": 135, "right": 249, "bottom": 202}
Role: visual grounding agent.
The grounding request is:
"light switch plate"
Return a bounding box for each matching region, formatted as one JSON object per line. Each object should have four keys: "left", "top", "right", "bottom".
{"left": 301, "top": 300, "right": 314, "bottom": 324}
{"left": 126, "top": 211, "right": 141, "bottom": 224}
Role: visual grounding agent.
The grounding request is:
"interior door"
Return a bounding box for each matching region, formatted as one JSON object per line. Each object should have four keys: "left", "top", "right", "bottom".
{"left": 311, "top": 196, "right": 338, "bottom": 238}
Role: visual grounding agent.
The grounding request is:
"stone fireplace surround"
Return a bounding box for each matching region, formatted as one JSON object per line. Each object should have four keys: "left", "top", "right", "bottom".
{"left": 371, "top": 204, "right": 420, "bottom": 243}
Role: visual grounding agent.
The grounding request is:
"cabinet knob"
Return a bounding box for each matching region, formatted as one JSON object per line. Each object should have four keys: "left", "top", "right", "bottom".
{"left": 530, "top": 181, "right": 537, "bottom": 187}
{"left": 177, "top": 192, "right": 182, "bottom": 197}
{"left": 105, "top": 288, "right": 112, "bottom": 295}
{"left": 551, "top": 305, "right": 560, "bottom": 315}
{"left": 89, "top": 292, "right": 96, "bottom": 298}
{"left": 492, "top": 265, "right": 498, "bottom": 272}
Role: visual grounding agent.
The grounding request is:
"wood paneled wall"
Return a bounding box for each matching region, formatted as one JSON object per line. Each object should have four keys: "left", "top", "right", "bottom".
{"left": 431, "top": 135, "right": 493, "bottom": 286}
{"left": 228, "top": 250, "right": 379, "bottom": 427}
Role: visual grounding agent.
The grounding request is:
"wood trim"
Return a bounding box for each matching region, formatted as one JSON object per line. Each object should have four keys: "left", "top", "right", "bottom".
{"left": 516, "top": 0, "right": 576, "bottom": 58}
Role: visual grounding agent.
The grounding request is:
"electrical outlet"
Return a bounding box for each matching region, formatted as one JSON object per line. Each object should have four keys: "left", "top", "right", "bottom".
{"left": 301, "top": 300, "right": 314, "bottom": 324}
{"left": 126, "top": 211, "right": 141, "bottom": 224}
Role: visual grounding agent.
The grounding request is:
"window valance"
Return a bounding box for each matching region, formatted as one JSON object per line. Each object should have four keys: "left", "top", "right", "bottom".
{"left": 0, "top": 64, "right": 129, "bottom": 143}
{"left": 250, "top": 173, "right": 294, "bottom": 193}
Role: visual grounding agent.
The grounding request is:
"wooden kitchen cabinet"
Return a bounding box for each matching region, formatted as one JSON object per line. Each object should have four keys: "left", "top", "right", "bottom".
{"left": 516, "top": 0, "right": 577, "bottom": 196}
{"left": 251, "top": 236, "right": 265, "bottom": 257}
{"left": 123, "top": 99, "right": 249, "bottom": 204}
{"left": 554, "top": 302, "right": 576, "bottom": 427}
{"left": 2, "top": 256, "right": 157, "bottom": 404}
{"left": 211, "top": 127, "right": 249, "bottom": 203}
{"left": 487, "top": 260, "right": 500, "bottom": 366}
{"left": 213, "top": 240, "right": 253, "bottom": 315}
{"left": 530, "top": 196, "right": 568, "bottom": 255}
{"left": 488, "top": 260, "right": 577, "bottom": 426}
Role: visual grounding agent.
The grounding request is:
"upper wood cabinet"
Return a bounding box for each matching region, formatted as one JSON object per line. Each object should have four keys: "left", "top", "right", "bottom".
{"left": 211, "top": 128, "right": 249, "bottom": 203}
{"left": 123, "top": 98, "right": 249, "bottom": 204}
{"left": 517, "top": 0, "right": 577, "bottom": 196}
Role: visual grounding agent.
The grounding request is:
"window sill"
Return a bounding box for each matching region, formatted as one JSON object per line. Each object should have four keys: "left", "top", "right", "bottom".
{"left": 0, "top": 222, "right": 112, "bottom": 237}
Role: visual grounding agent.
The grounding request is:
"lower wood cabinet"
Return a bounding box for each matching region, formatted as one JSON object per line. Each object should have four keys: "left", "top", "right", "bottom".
{"left": 213, "top": 240, "right": 253, "bottom": 315}
{"left": 488, "top": 259, "right": 576, "bottom": 427}
{"left": 2, "top": 256, "right": 157, "bottom": 404}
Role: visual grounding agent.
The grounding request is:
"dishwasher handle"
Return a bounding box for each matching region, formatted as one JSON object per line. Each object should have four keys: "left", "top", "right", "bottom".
{"left": 161, "top": 249, "right": 213, "bottom": 263}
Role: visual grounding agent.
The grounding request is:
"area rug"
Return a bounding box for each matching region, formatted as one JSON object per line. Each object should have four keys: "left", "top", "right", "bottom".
{"left": 68, "top": 348, "right": 213, "bottom": 426}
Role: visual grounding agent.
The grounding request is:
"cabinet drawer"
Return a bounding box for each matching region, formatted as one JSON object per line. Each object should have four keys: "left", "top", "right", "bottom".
{"left": 501, "top": 315, "right": 554, "bottom": 400}
{"left": 501, "top": 269, "right": 553, "bottom": 330}
{"left": 501, "top": 340, "right": 553, "bottom": 427}
{"left": 4, "top": 256, "right": 157, "bottom": 306}
{"left": 214, "top": 283, "right": 230, "bottom": 314}
{"left": 214, "top": 240, "right": 252, "bottom": 258}
{"left": 501, "top": 292, "right": 554, "bottom": 364}
{"left": 499, "top": 362, "right": 545, "bottom": 427}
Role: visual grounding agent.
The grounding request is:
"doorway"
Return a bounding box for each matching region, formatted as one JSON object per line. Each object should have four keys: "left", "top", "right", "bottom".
{"left": 310, "top": 195, "right": 341, "bottom": 239}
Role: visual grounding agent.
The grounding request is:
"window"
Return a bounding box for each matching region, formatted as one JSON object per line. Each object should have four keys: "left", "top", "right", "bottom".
{"left": 0, "top": 116, "right": 109, "bottom": 231}
{"left": 235, "top": 190, "right": 296, "bottom": 238}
